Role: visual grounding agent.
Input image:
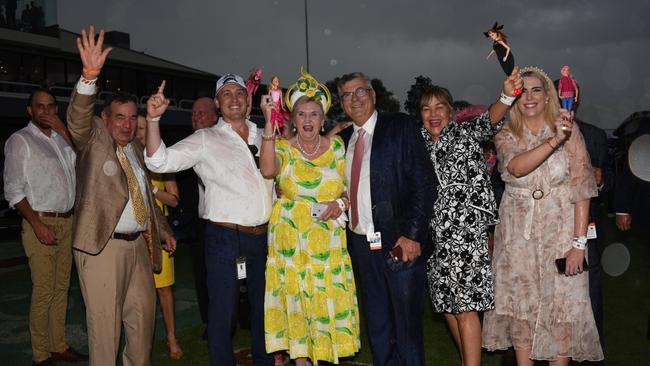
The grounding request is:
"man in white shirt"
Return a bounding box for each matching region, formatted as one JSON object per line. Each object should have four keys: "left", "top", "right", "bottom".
{"left": 145, "top": 74, "right": 274, "bottom": 365}
{"left": 4, "top": 88, "right": 87, "bottom": 365}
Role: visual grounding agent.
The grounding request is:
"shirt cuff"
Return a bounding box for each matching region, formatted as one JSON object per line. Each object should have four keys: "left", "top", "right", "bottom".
{"left": 76, "top": 76, "right": 97, "bottom": 95}
{"left": 6, "top": 193, "right": 26, "bottom": 209}
{"left": 143, "top": 141, "right": 167, "bottom": 171}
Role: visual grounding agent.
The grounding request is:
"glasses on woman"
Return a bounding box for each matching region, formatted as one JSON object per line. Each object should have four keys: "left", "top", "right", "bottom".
{"left": 341, "top": 87, "right": 373, "bottom": 101}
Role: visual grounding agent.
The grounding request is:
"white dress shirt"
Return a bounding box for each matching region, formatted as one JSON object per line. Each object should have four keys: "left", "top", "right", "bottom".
{"left": 145, "top": 118, "right": 273, "bottom": 226}
{"left": 113, "top": 142, "right": 150, "bottom": 233}
{"left": 345, "top": 111, "right": 378, "bottom": 235}
{"left": 4, "top": 122, "right": 76, "bottom": 212}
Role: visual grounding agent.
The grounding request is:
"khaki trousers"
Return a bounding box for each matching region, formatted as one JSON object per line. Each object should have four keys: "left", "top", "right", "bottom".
{"left": 74, "top": 235, "right": 156, "bottom": 366}
{"left": 22, "top": 216, "right": 73, "bottom": 362}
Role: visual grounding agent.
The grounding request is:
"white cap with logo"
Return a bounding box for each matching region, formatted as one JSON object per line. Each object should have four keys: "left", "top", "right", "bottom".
{"left": 215, "top": 73, "right": 246, "bottom": 95}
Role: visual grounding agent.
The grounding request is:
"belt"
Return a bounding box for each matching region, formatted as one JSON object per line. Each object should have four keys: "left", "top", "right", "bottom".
{"left": 112, "top": 232, "right": 142, "bottom": 241}
{"left": 208, "top": 221, "right": 268, "bottom": 235}
{"left": 35, "top": 209, "right": 73, "bottom": 218}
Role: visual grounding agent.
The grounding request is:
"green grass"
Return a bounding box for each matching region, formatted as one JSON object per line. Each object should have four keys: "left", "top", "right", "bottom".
{"left": 152, "top": 212, "right": 650, "bottom": 365}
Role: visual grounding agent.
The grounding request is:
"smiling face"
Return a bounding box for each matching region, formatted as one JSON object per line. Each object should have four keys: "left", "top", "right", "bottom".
{"left": 516, "top": 75, "right": 548, "bottom": 120}
{"left": 339, "top": 77, "right": 376, "bottom": 125}
{"left": 420, "top": 95, "right": 452, "bottom": 140}
{"left": 293, "top": 98, "right": 324, "bottom": 141}
{"left": 215, "top": 83, "right": 249, "bottom": 123}
{"left": 102, "top": 101, "right": 138, "bottom": 146}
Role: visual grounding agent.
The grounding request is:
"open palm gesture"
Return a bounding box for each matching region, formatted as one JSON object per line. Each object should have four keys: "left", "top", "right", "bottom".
{"left": 76, "top": 25, "right": 112, "bottom": 79}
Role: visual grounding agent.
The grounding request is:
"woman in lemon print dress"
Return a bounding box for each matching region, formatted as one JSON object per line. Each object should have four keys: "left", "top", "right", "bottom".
{"left": 259, "top": 70, "right": 360, "bottom": 365}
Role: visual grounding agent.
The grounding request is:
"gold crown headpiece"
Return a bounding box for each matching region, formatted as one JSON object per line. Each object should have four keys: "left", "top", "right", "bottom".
{"left": 285, "top": 67, "right": 332, "bottom": 113}
{"left": 519, "top": 66, "right": 554, "bottom": 91}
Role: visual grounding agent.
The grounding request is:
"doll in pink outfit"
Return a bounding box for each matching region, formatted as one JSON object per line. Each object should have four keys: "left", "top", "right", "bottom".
{"left": 268, "top": 76, "right": 286, "bottom": 136}
{"left": 558, "top": 65, "right": 579, "bottom": 112}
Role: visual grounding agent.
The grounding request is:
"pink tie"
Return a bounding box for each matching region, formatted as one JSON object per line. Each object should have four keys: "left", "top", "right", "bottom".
{"left": 350, "top": 129, "right": 365, "bottom": 229}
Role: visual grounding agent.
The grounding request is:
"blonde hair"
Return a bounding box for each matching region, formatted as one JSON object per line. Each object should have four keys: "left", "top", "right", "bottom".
{"left": 508, "top": 67, "right": 560, "bottom": 139}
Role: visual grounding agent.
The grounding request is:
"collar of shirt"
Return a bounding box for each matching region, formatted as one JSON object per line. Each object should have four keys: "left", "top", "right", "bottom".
{"left": 352, "top": 110, "right": 378, "bottom": 137}
{"left": 27, "top": 121, "right": 61, "bottom": 140}
{"left": 216, "top": 118, "right": 261, "bottom": 148}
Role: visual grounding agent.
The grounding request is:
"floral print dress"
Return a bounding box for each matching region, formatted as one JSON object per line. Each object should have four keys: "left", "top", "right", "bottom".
{"left": 264, "top": 136, "right": 360, "bottom": 363}
{"left": 482, "top": 122, "right": 603, "bottom": 362}
{"left": 421, "top": 111, "right": 503, "bottom": 313}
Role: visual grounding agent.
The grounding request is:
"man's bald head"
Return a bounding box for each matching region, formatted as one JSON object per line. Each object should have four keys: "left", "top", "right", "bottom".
{"left": 191, "top": 97, "right": 218, "bottom": 131}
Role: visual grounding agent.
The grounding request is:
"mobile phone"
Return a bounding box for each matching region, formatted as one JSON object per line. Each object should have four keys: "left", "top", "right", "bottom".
{"left": 311, "top": 203, "right": 328, "bottom": 218}
{"left": 555, "top": 257, "right": 589, "bottom": 274}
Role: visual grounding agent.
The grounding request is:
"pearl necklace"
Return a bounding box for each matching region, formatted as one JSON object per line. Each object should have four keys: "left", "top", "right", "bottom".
{"left": 296, "top": 134, "right": 321, "bottom": 157}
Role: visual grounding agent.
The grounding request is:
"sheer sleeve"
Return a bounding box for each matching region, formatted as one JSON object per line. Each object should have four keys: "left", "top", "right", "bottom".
{"left": 564, "top": 123, "right": 598, "bottom": 202}
{"left": 494, "top": 123, "right": 523, "bottom": 183}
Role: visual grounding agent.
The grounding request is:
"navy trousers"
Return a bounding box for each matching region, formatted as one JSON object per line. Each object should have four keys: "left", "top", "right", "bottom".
{"left": 204, "top": 224, "right": 273, "bottom": 366}
{"left": 348, "top": 232, "right": 426, "bottom": 366}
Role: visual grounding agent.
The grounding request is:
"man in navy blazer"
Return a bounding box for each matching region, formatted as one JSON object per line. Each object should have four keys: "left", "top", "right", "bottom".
{"left": 337, "top": 72, "right": 436, "bottom": 365}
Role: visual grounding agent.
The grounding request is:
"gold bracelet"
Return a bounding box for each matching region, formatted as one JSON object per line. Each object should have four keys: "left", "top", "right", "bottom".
{"left": 262, "top": 133, "right": 275, "bottom": 141}
{"left": 546, "top": 138, "right": 557, "bottom": 150}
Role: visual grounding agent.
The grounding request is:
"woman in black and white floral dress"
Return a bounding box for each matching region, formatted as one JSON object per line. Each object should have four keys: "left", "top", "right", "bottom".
{"left": 419, "top": 69, "right": 522, "bottom": 366}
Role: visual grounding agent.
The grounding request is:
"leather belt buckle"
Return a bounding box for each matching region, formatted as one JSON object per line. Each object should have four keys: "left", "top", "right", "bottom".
{"left": 36, "top": 209, "right": 74, "bottom": 218}
{"left": 532, "top": 189, "right": 544, "bottom": 200}
{"left": 112, "top": 232, "right": 142, "bottom": 241}
{"left": 209, "top": 221, "right": 268, "bottom": 235}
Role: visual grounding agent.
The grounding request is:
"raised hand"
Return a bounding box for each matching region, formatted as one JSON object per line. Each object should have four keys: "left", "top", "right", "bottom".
{"left": 554, "top": 109, "right": 573, "bottom": 143}
{"left": 76, "top": 25, "right": 112, "bottom": 79}
{"left": 260, "top": 94, "right": 276, "bottom": 125}
{"left": 503, "top": 66, "right": 522, "bottom": 97}
{"left": 147, "top": 80, "right": 170, "bottom": 118}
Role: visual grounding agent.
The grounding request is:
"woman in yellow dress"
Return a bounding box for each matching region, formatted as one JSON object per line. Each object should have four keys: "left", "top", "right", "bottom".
{"left": 136, "top": 116, "right": 183, "bottom": 360}
{"left": 259, "top": 70, "right": 360, "bottom": 365}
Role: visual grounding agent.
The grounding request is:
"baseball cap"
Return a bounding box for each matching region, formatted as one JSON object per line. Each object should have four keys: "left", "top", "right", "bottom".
{"left": 215, "top": 73, "right": 246, "bottom": 95}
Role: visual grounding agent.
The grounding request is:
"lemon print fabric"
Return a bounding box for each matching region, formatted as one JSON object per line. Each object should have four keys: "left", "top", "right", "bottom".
{"left": 265, "top": 136, "right": 360, "bottom": 364}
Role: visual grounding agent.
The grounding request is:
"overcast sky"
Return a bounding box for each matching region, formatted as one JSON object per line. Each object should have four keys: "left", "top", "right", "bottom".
{"left": 58, "top": 0, "right": 650, "bottom": 130}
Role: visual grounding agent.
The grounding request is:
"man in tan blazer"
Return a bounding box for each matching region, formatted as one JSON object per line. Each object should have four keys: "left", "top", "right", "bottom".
{"left": 67, "top": 26, "right": 176, "bottom": 366}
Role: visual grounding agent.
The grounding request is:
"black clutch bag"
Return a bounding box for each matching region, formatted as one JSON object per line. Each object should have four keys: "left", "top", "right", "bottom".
{"left": 555, "top": 257, "right": 590, "bottom": 274}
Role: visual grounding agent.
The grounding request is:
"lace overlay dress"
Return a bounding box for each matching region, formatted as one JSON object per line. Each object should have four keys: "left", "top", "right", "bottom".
{"left": 482, "top": 122, "right": 603, "bottom": 362}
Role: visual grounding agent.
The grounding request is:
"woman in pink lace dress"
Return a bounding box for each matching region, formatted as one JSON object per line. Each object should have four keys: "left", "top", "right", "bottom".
{"left": 482, "top": 67, "right": 604, "bottom": 365}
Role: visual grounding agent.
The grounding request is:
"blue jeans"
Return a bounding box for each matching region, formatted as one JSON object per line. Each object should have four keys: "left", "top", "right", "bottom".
{"left": 205, "top": 224, "right": 273, "bottom": 366}
{"left": 561, "top": 96, "right": 574, "bottom": 111}
{"left": 347, "top": 232, "right": 426, "bottom": 366}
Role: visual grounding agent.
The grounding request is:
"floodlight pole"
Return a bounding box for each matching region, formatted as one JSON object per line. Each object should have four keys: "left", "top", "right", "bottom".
{"left": 304, "top": 0, "right": 310, "bottom": 72}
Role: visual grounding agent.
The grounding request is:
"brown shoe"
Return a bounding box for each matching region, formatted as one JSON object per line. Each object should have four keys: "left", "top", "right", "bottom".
{"left": 51, "top": 347, "right": 89, "bottom": 363}
{"left": 32, "top": 358, "right": 55, "bottom": 366}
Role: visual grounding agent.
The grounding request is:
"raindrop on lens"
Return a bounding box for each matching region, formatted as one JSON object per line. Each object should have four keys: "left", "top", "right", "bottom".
{"left": 601, "top": 242, "right": 631, "bottom": 277}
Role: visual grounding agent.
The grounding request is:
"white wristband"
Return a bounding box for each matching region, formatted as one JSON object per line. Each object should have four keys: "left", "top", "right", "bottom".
{"left": 152, "top": 186, "right": 159, "bottom": 195}
{"left": 336, "top": 198, "right": 346, "bottom": 211}
{"left": 147, "top": 116, "right": 161, "bottom": 123}
{"left": 572, "top": 236, "right": 587, "bottom": 250}
{"left": 499, "top": 92, "right": 516, "bottom": 106}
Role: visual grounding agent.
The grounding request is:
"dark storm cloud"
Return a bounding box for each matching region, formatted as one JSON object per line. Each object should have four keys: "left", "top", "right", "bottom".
{"left": 58, "top": 0, "right": 650, "bottom": 129}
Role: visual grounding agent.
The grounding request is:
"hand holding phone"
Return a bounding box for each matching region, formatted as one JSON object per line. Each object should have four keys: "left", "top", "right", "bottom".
{"left": 311, "top": 203, "right": 328, "bottom": 219}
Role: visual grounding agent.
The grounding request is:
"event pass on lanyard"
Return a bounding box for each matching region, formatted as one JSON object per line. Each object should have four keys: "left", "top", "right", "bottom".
{"left": 366, "top": 224, "right": 382, "bottom": 250}
{"left": 237, "top": 256, "right": 246, "bottom": 279}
